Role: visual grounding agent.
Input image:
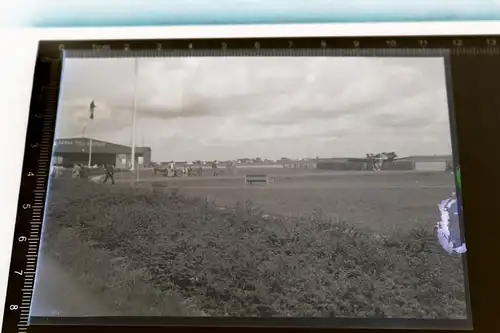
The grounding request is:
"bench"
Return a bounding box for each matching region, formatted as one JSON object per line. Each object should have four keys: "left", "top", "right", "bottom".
{"left": 244, "top": 174, "right": 269, "bottom": 185}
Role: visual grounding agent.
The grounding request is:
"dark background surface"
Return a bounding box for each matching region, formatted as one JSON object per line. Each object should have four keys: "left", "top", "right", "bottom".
{"left": 3, "top": 36, "right": 500, "bottom": 333}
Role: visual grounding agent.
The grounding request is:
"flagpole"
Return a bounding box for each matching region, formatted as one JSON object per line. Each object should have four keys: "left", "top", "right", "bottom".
{"left": 88, "top": 106, "right": 92, "bottom": 168}
{"left": 88, "top": 100, "right": 96, "bottom": 168}
{"left": 131, "top": 57, "right": 139, "bottom": 171}
{"left": 88, "top": 137, "right": 93, "bottom": 167}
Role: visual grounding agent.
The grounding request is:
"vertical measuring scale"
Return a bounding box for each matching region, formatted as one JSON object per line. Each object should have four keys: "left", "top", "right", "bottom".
{"left": 3, "top": 36, "right": 498, "bottom": 330}
{"left": 25, "top": 64, "right": 59, "bottom": 328}
{"left": 2, "top": 52, "right": 62, "bottom": 333}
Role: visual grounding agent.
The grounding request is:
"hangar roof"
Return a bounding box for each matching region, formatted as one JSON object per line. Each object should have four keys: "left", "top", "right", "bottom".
{"left": 397, "top": 155, "right": 452, "bottom": 162}
{"left": 53, "top": 137, "right": 151, "bottom": 155}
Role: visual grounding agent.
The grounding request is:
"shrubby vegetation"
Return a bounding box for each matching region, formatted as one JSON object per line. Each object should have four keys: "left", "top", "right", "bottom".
{"left": 42, "top": 179, "right": 467, "bottom": 318}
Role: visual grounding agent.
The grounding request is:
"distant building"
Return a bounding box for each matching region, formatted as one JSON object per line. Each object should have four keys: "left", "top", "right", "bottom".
{"left": 281, "top": 159, "right": 318, "bottom": 169}
{"left": 398, "top": 155, "right": 452, "bottom": 171}
{"left": 52, "top": 137, "right": 151, "bottom": 168}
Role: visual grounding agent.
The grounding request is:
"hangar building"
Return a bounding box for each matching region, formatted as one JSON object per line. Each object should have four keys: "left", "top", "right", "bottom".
{"left": 52, "top": 137, "right": 151, "bottom": 168}
{"left": 398, "top": 155, "right": 452, "bottom": 171}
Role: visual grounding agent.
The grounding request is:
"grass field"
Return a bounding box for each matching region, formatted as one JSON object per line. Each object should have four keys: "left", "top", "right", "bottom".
{"left": 39, "top": 169, "right": 467, "bottom": 318}
{"left": 120, "top": 168, "right": 455, "bottom": 234}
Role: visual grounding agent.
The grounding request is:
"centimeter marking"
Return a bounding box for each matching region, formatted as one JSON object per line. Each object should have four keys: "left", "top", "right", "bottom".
{"left": 3, "top": 52, "right": 60, "bottom": 333}
{"left": 64, "top": 47, "right": 500, "bottom": 59}
{"left": 5, "top": 35, "right": 500, "bottom": 332}
{"left": 35, "top": 35, "right": 500, "bottom": 59}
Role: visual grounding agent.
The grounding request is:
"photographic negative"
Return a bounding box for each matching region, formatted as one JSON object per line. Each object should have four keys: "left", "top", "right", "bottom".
{"left": 32, "top": 54, "right": 469, "bottom": 323}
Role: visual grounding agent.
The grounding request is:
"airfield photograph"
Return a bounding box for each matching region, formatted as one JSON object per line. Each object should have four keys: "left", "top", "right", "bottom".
{"left": 31, "top": 56, "right": 468, "bottom": 320}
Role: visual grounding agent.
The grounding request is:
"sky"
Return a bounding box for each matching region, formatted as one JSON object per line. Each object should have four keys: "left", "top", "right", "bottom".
{"left": 56, "top": 56, "right": 453, "bottom": 162}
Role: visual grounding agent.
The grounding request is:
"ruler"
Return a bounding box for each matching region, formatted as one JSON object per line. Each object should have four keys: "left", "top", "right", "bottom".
{"left": 2, "top": 51, "right": 61, "bottom": 333}
{"left": 4, "top": 34, "right": 496, "bottom": 332}
{"left": 35, "top": 35, "right": 500, "bottom": 57}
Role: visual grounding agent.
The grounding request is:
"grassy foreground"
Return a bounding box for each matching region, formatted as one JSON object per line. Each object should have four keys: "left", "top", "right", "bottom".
{"left": 42, "top": 179, "right": 467, "bottom": 318}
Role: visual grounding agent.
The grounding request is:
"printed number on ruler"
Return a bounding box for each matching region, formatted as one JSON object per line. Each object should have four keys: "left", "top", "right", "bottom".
{"left": 486, "top": 38, "right": 497, "bottom": 46}
{"left": 14, "top": 236, "right": 28, "bottom": 277}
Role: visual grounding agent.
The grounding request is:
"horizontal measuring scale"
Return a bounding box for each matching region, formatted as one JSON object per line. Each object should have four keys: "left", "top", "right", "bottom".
{"left": 5, "top": 34, "right": 498, "bottom": 332}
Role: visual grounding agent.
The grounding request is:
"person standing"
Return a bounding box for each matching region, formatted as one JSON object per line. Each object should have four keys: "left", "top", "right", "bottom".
{"left": 72, "top": 164, "right": 81, "bottom": 179}
{"left": 79, "top": 164, "right": 86, "bottom": 179}
{"left": 102, "top": 164, "right": 115, "bottom": 185}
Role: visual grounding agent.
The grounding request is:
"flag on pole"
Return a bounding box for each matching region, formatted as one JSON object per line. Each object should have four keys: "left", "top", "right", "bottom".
{"left": 89, "top": 100, "right": 96, "bottom": 119}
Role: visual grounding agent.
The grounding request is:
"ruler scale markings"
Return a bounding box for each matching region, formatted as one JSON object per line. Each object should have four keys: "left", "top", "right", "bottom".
{"left": 9, "top": 39, "right": 499, "bottom": 333}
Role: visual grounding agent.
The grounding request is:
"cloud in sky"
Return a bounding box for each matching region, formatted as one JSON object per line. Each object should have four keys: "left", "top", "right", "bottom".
{"left": 56, "top": 56, "right": 453, "bottom": 161}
